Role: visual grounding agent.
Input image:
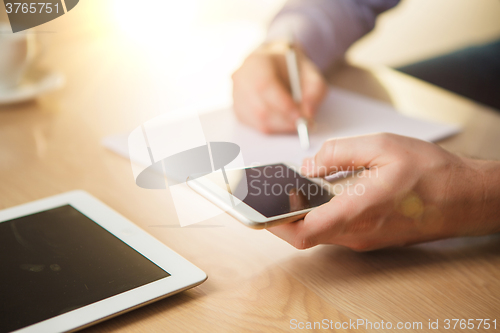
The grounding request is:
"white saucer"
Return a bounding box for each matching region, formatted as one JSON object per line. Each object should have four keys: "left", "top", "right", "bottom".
{"left": 0, "top": 70, "right": 65, "bottom": 105}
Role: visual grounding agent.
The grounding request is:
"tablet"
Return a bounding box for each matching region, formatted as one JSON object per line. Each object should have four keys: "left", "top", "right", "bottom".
{"left": 0, "top": 191, "right": 207, "bottom": 333}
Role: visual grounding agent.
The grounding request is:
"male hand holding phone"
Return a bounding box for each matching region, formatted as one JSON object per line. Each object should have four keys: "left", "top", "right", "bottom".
{"left": 268, "top": 133, "right": 500, "bottom": 251}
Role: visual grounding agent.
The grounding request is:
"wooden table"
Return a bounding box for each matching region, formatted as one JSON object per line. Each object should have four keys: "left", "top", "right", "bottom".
{"left": 1, "top": 15, "right": 500, "bottom": 333}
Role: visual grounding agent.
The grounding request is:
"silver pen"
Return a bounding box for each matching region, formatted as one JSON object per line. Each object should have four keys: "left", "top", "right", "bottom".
{"left": 285, "top": 40, "right": 310, "bottom": 150}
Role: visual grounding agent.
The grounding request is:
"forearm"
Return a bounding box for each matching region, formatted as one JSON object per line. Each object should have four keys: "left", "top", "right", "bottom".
{"left": 266, "top": 0, "right": 400, "bottom": 72}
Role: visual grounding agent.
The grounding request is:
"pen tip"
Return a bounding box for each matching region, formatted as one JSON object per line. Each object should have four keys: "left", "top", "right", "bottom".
{"left": 296, "top": 118, "right": 310, "bottom": 150}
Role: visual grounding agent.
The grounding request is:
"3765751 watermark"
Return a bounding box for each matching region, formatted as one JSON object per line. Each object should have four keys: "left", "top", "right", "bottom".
{"left": 290, "top": 318, "right": 497, "bottom": 330}
{"left": 2, "top": 0, "right": 80, "bottom": 32}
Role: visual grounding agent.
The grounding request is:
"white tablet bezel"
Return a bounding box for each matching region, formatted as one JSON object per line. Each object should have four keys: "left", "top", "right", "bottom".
{"left": 187, "top": 162, "right": 334, "bottom": 229}
{"left": 0, "top": 190, "right": 207, "bottom": 333}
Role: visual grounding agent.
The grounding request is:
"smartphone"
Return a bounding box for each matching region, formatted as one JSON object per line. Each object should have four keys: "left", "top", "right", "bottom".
{"left": 187, "top": 163, "right": 334, "bottom": 229}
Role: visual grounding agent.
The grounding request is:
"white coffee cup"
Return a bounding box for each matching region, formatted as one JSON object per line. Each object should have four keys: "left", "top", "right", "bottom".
{"left": 0, "top": 23, "right": 35, "bottom": 90}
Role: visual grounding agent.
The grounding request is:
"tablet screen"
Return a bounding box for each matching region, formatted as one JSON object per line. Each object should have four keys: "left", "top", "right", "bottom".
{"left": 0, "top": 205, "right": 170, "bottom": 333}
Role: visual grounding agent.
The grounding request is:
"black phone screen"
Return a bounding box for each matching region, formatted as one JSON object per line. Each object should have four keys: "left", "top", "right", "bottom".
{"left": 215, "top": 163, "right": 334, "bottom": 218}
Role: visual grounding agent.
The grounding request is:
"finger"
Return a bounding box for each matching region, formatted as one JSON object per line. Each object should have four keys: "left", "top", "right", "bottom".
{"left": 269, "top": 169, "right": 397, "bottom": 250}
{"left": 283, "top": 177, "right": 386, "bottom": 248}
{"left": 234, "top": 87, "right": 297, "bottom": 134}
{"left": 289, "top": 188, "right": 311, "bottom": 211}
{"left": 302, "top": 133, "right": 402, "bottom": 178}
{"left": 261, "top": 75, "right": 300, "bottom": 120}
{"left": 268, "top": 197, "right": 347, "bottom": 249}
{"left": 233, "top": 52, "right": 296, "bottom": 125}
{"left": 257, "top": 76, "right": 301, "bottom": 132}
{"left": 267, "top": 219, "right": 320, "bottom": 249}
{"left": 263, "top": 109, "right": 298, "bottom": 133}
{"left": 232, "top": 85, "right": 269, "bottom": 131}
{"left": 301, "top": 172, "right": 399, "bottom": 248}
{"left": 234, "top": 65, "right": 300, "bottom": 133}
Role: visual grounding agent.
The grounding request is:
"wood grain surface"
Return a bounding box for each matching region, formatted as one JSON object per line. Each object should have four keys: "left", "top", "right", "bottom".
{"left": 1, "top": 1, "right": 499, "bottom": 332}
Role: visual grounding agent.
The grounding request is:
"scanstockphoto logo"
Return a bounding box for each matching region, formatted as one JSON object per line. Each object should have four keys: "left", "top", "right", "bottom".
{"left": 128, "top": 112, "right": 248, "bottom": 227}
{"left": 3, "top": 0, "right": 79, "bottom": 32}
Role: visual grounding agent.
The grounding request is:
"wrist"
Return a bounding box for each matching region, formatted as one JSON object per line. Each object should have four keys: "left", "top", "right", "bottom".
{"left": 453, "top": 158, "right": 500, "bottom": 236}
{"left": 474, "top": 159, "right": 500, "bottom": 233}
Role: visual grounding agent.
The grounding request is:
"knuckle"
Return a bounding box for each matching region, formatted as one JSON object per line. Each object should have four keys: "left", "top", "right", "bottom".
{"left": 255, "top": 115, "right": 272, "bottom": 134}
{"left": 255, "top": 78, "right": 273, "bottom": 93}
{"left": 231, "top": 65, "right": 248, "bottom": 83}
{"left": 231, "top": 70, "right": 239, "bottom": 82}
{"left": 371, "top": 132, "right": 393, "bottom": 150}
{"left": 317, "top": 139, "right": 336, "bottom": 166}
{"left": 309, "top": 73, "right": 325, "bottom": 89}
{"left": 254, "top": 107, "right": 268, "bottom": 123}
{"left": 257, "top": 124, "right": 272, "bottom": 134}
